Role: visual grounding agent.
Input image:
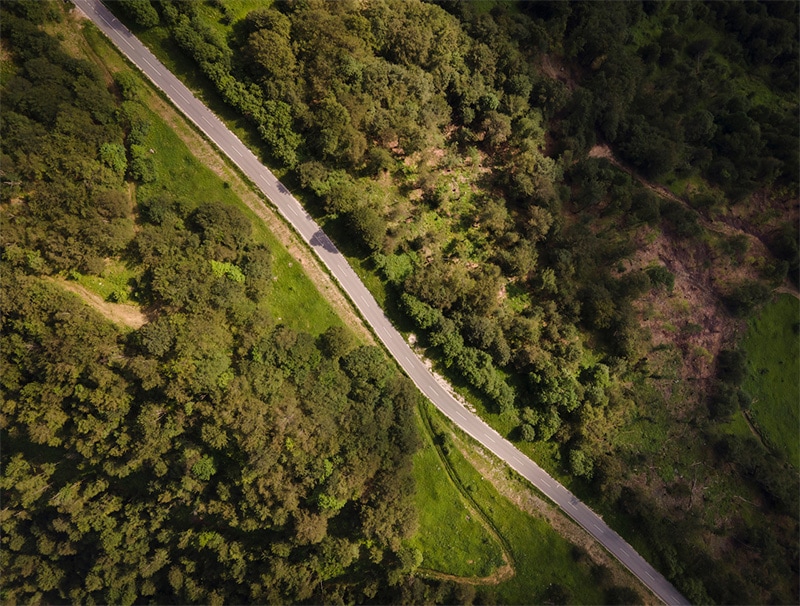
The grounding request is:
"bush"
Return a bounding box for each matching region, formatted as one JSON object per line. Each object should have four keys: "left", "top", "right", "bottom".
{"left": 724, "top": 280, "right": 772, "bottom": 317}
{"left": 646, "top": 264, "right": 675, "bottom": 291}
{"left": 113, "top": 71, "right": 140, "bottom": 102}
{"left": 99, "top": 142, "right": 127, "bottom": 176}
{"left": 661, "top": 201, "right": 702, "bottom": 238}
{"left": 717, "top": 349, "right": 747, "bottom": 385}
{"left": 569, "top": 448, "right": 594, "bottom": 479}
{"left": 128, "top": 144, "right": 156, "bottom": 183}
{"left": 630, "top": 190, "right": 660, "bottom": 224}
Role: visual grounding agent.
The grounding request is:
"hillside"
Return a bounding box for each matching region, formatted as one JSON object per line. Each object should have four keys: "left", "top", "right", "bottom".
{"left": 1, "top": 2, "right": 650, "bottom": 603}
{"left": 0, "top": 4, "right": 421, "bottom": 602}
{"left": 103, "top": 0, "right": 800, "bottom": 603}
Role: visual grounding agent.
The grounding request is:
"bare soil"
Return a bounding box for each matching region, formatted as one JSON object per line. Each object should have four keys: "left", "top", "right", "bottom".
{"left": 539, "top": 54, "right": 578, "bottom": 91}
{"left": 51, "top": 278, "right": 148, "bottom": 329}
{"left": 630, "top": 229, "right": 737, "bottom": 383}
{"left": 588, "top": 143, "right": 786, "bottom": 386}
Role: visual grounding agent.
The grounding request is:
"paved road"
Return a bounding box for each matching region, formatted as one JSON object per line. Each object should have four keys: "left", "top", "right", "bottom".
{"left": 74, "top": 2, "right": 689, "bottom": 603}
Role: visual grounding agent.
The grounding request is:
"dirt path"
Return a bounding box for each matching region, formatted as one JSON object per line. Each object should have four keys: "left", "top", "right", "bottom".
{"left": 419, "top": 556, "right": 514, "bottom": 586}
{"left": 588, "top": 144, "right": 785, "bottom": 262}
{"left": 417, "top": 407, "right": 516, "bottom": 586}
{"left": 776, "top": 285, "right": 800, "bottom": 300}
{"left": 50, "top": 278, "right": 148, "bottom": 329}
{"left": 589, "top": 144, "right": 687, "bottom": 208}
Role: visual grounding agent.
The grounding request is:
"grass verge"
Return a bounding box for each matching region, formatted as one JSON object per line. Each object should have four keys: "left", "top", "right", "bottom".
{"left": 78, "top": 16, "right": 347, "bottom": 337}
{"left": 420, "top": 403, "right": 609, "bottom": 604}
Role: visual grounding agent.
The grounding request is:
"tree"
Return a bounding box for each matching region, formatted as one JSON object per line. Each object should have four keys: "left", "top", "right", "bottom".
{"left": 319, "top": 325, "right": 355, "bottom": 360}
{"left": 569, "top": 448, "right": 594, "bottom": 479}
{"left": 246, "top": 28, "right": 297, "bottom": 87}
{"left": 348, "top": 207, "right": 386, "bottom": 253}
{"left": 191, "top": 455, "right": 217, "bottom": 481}
{"left": 99, "top": 143, "right": 127, "bottom": 176}
{"left": 717, "top": 349, "right": 747, "bottom": 385}
{"left": 118, "top": 0, "right": 159, "bottom": 28}
{"left": 724, "top": 280, "right": 771, "bottom": 317}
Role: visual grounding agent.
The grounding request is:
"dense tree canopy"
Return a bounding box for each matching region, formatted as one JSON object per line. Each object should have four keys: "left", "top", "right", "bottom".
{"left": 5, "top": 0, "right": 798, "bottom": 603}
{"left": 0, "top": 6, "right": 423, "bottom": 603}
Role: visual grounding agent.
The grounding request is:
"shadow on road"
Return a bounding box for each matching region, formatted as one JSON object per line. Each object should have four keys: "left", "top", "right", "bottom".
{"left": 310, "top": 229, "right": 339, "bottom": 255}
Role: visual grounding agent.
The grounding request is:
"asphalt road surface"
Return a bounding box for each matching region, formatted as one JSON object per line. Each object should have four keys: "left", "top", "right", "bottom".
{"left": 74, "top": 2, "right": 689, "bottom": 603}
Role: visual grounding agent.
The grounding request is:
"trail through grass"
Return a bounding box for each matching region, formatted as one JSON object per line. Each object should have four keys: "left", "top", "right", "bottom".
{"left": 410, "top": 411, "right": 507, "bottom": 579}
{"left": 415, "top": 403, "right": 609, "bottom": 604}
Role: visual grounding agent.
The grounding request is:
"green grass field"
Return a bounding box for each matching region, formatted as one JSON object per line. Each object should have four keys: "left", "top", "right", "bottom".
{"left": 410, "top": 412, "right": 506, "bottom": 578}
{"left": 740, "top": 293, "right": 800, "bottom": 468}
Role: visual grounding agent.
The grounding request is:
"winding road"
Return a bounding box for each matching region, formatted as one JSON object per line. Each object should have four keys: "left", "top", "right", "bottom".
{"left": 73, "top": 2, "right": 689, "bottom": 603}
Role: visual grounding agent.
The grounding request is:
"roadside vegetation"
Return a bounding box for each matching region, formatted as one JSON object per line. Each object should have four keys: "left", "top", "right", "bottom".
{"left": 410, "top": 411, "right": 507, "bottom": 580}
{"left": 108, "top": 0, "right": 799, "bottom": 602}
{"left": 419, "top": 403, "right": 637, "bottom": 605}
{"left": 3, "top": 0, "right": 798, "bottom": 602}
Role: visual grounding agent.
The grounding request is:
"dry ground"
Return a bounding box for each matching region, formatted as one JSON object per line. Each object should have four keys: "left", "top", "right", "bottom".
{"left": 50, "top": 278, "right": 148, "bottom": 330}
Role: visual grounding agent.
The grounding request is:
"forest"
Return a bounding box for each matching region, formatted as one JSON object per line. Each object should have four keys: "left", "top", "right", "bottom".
{"left": 2, "top": 0, "right": 799, "bottom": 603}
{"left": 109, "top": 0, "right": 799, "bottom": 603}
{"left": 0, "top": 3, "right": 439, "bottom": 603}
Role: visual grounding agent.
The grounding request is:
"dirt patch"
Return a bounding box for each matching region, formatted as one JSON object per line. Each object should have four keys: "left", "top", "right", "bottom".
{"left": 539, "top": 53, "right": 578, "bottom": 91}
{"left": 451, "top": 434, "right": 659, "bottom": 605}
{"left": 420, "top": 552, "right": 514, "bottom": 586}
{"left": 630, "top": 229, "right": 737, "bottom": 384}
{"left": 589, "top": 144, "right": 690, "bottom": 210}
{"left": 51, "top": 278, "right": 148, "bottom": 329}
{"left": 588, "top": 143, "right": 784, "bottom": 387}
{"left": 588, "top": 143, "right": 615, "bottom": 161}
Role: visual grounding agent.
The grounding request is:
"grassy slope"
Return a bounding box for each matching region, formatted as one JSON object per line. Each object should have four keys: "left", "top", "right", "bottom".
{"left": 422, "top": 404, "right": 607, "bottom": 605}
{"left": 741, "top": 293, "right": 800, "bottom": 468}
{"left": 410, "top": 411, "right": 506, "bottom": 578}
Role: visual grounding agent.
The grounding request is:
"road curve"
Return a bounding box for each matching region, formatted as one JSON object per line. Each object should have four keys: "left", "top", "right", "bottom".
{"left": 73, "top": 2, "right": 689, "bottom": 604}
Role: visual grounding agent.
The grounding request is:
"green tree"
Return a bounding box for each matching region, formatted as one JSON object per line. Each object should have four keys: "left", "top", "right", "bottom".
{"left": 118, "top": 0, "right": 159, "bottom": 28}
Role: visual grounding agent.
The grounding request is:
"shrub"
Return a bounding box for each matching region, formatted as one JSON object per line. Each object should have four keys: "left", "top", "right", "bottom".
{"left": 724, "top": 280, "right": 771, "bottom": 317}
